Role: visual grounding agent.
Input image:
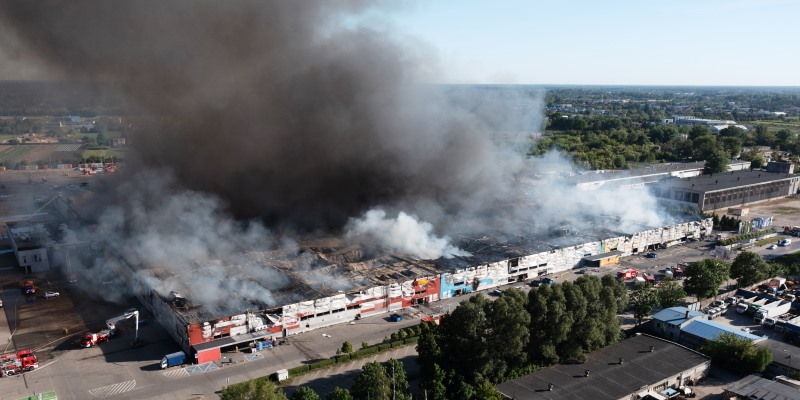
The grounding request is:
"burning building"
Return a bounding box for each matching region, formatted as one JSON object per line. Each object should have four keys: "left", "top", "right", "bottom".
{"left": 113, "top": 217, "right": 712, "bottom": 363}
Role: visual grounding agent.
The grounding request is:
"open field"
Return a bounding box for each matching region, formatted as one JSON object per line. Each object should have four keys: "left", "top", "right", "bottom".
{"left": 0, "top": 144, "right": 91, "bottom": 166}
{"left": 751, "top": 119, "right": 800, "bottom": 135}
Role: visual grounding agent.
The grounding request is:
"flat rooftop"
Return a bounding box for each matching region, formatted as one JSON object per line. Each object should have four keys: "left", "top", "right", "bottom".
{"left": 142, "top": 213, "right": 705, "bottom": 324}
{"left": 496, "top": 334, "right": 709, "bottom": 400}
{"left": 6, "top": 221, "right": 53, "bottom": 250}
{"left": 565, "top": 160, "right": 752, "bottom": 185}
{"left": 660, "top": 170, "right": 796, "bottom": 192}
{"left": 566, "top": 161, "right": 706, "bottom": 184}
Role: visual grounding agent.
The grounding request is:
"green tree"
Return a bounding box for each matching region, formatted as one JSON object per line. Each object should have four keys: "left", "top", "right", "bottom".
{"left": 700, "top": 332, "right": 772, "bottom": 374}
{"left": 719, "top": 136, "right": 742, "bottom": 158}
{"left": 693, "top": 135, "right": 718, "bottom": 160}
{"left": 221, "top": 377, "right": 288, "bottom": 400}
{"left": 656, "top": 277, "right": 687, "bottom": 308}
{"left": 474, "top": 380, "right": 504, "bottom": 400}
{"left": 749, "top": 155, "right": 765, "bottom": 169}
{"left": 326, "top": 387, "right": 353, "bottom": 400}
{"left": 527, "top": 284, "right": 568, "bottom": 365}
{"left": 600, "top": 274, "right": 629, "bottom": 312}
{"left": 730, "top": 251, "right": 768, "bottom": 288}
{"left": 439, "top": 296, "right": 490, "bottom": 382}
{"left": 416, "top": 321, "right": 441, "bottom": 381}
{"left": 341, "top": 341, "right": 353, "bottom": 354}
{"left": 426, "top": 363, "right": 448, "bottom": 400}
{"left": 754, "top": 124, "right": 776, "bottom": 146}
{"left": 483, "top": 287, "right": 529, "bottom": 382}
{"left": 629, "top": 284, "right": 659, "bottom": 325}
{"left": 352, "top": 362, "right": 391, "bottom": 400}
{"left": 684, "top": 259, "right": 731, "bottom": 299}
{"left": 689, "top": 125, "right": 711, "bottom": 141}
{"left": 292, "top": 387, "right": 321, "bottom": 400}
{"left": 703, "top": 150, "right": 730, "bottom": 174}
{"left": 385, "top": 359, "right": 410, "bottom": 400}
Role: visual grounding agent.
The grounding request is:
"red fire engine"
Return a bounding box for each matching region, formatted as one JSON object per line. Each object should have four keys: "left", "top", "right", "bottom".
{"left": 617, "top": 269, "right": 639, "bottom": 280}
{"left": 1, "top": 349, "right": 39, "bottom": 377}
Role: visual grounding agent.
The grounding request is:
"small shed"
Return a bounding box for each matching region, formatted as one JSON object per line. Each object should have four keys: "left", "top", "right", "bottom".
{"left": 582, "top": 250, "right": 623, "bottom": 267}
{"left": 275, "top": 369, "right": 289, "bottom": 382}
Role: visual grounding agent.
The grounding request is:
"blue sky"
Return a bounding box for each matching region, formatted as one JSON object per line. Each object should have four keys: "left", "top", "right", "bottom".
{"left": 375, "top": 0, "right": 800, "bottom": 86}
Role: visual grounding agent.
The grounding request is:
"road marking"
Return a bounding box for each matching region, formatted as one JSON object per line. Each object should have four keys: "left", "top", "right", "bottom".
{"left": 89, "top": 380, "right": 136, "bottom": 398}
{"left": 244, "top": 353, "right": 263, "bottom": 362}
{"left": 185, "top": 361, "right": 220, "bottom": 375}
{"left": 163, "top": 367, "right": 189, "bottom": 379}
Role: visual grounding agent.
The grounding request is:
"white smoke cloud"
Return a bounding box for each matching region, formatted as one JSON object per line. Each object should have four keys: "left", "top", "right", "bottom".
{"left": 66, "top": 170, "right": 292, "bottom": 314}
{"left": 345, "top": 208, "right": 470, "bottom": 259}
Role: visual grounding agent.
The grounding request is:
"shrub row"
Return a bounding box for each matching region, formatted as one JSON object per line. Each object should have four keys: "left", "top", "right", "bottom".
{"left": 720, "top": 227, "right": 777, "bottom": 246}
{"left": 287, "top": 326, "right": 423, "bottom": 378}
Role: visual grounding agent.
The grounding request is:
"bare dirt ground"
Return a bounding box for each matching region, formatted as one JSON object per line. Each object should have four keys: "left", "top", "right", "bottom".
{"left": 711, "top": 196, "right": 800, "bottom": 231}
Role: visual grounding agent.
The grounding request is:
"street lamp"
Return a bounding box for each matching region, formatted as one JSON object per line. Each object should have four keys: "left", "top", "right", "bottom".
{"left": 783, "top": 349, "right": 793, "bottom": 372}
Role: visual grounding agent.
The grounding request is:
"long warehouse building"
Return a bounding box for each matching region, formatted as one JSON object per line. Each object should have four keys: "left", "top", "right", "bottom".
{"left": 114, "top": 217, "right": 713, "bottom": 363}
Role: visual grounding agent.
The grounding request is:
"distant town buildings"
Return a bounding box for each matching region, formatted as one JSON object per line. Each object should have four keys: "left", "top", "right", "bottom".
{"left": 662, "top": 116, "right": 748, "bottom": 132}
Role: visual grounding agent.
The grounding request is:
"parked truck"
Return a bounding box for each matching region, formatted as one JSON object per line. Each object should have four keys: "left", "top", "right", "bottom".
{"left": 160, "top": 351, "right": 186, "bottom": 369}
{"left": 736, "top": 297, "right": 758, "bottom": 314}
{"left": 754, "top": 300, "right": 793, "bottom": 324}
{"left": 778, "top": 315, "right": 800, "bottom": 334}
{"left": 0, "top": 350, "right": 39, "bottom": 377}
{"left": 617, "top": 269, "right": 639, "bottom": 280}
{"left": 81, "top": 331, "right": 113, "bottom": 347}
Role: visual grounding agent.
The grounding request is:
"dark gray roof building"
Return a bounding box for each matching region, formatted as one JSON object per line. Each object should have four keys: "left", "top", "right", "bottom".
{"left": 653, "top": 170, "right": 800, "bottom": 211}
{"left": 724, "top": 374, "right": 800, "bottom": 400}
{"left": 496, "top": 334, "right": 710, "bottom": 400}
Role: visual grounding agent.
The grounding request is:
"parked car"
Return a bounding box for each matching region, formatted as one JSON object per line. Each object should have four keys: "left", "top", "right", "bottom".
{"left": 491, "top": 289, "right": 502, "bottom": 296}
{"left": 710, "top": 300, "right": 726, "bottom": 309}
{"left": 44, "top": 291, "right": 60, "bottom": 299}
{"left": 646, "top": 252, "right": 658, "bottom": 258}
{"left": 542, "top": 278, "right": 555, "bottom": 285}
{"left": 389, "top": 313, "right": 403, "bottom": 322}
{"left": 768, "top": 244, "right": 778, "bottom": 250}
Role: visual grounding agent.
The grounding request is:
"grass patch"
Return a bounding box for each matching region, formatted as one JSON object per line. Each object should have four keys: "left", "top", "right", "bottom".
{"left": 80, "top": 148, "right": 127, "bottom": 162}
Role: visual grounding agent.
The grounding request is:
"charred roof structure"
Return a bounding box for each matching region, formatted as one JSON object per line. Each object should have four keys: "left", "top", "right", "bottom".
{"left": 118, "top": 215, "right": 713, "bottom": 363}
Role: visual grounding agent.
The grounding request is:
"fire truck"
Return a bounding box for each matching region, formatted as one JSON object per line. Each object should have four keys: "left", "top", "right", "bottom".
{"left": 81, "top": 309, "right": 140, "bottom": 348}
{"left": 617, "top": 269, "right": 639, "bottom": 280}
{"left": 1, "top": 349, "right": 39, "bottom": 376}
{"left": 22, "top": 280, "right": 36, "bottom": 295}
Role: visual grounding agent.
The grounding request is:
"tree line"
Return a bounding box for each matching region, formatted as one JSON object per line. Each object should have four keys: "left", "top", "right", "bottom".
{"left": 416, "top": 275, "right": 628, "bottom": 400}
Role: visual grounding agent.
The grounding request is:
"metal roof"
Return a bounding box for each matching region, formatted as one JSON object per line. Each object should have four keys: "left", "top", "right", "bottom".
{"left": 725, "top": 374, "right": 800, "bottom": 400}
{"left": 582, "top": 251, "right": 623, "bottom": 262}
{"left": 681, "top": 320, "right": 764, "bottom": 342}
{"left": 495, "top": 334, "right": 709, "bottom": 400}
{"left": 659, "top": 170, "right": 797, "bottom": 193}
{"left": 652, "top": 307, "right": 704, "bottom": 326}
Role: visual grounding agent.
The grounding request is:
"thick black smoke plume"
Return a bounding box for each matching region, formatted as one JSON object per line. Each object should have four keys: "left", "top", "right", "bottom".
{"left": 0, "top": 1, "right": 536, "bottom": 231}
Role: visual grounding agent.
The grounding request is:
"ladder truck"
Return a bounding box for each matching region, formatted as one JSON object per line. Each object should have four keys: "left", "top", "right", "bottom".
{"left": 81, "top": 309, "right": 140, "bottom": 348}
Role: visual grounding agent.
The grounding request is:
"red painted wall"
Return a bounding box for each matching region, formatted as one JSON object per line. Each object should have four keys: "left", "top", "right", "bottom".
{"left": 196, "top": 347, "right": 220, "bottom": 364}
